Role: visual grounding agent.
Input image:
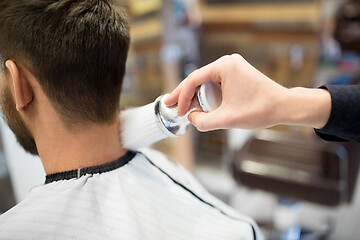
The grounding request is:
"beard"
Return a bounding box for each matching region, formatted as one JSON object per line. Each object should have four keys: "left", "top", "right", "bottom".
{"left": 0, "top": 84, "right": 38, "bottom": 155}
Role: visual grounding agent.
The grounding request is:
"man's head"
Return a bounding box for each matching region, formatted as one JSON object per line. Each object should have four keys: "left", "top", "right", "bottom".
{"left": 0, "top": 0, "right": 130, "bottom": 155}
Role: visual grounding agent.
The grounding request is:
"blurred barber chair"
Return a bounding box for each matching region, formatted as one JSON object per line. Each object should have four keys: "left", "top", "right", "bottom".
{"left": 231, "top": 129, "right": 359, "bottom": 240}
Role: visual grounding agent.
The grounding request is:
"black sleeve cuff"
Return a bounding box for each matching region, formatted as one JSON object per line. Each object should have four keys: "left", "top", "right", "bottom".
{"left": 314, "top": 85, "right": 360, "bottom": 142}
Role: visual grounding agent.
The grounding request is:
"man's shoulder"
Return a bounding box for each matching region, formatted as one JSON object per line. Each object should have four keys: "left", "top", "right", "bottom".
{"left": 137, "top": 148, "right": 208, "bottom": 194}
{"left": 136, "top": 148, "right": 263, "bottom": 240}
{"left": 0, "top": 195, "right": 46, "bottom": 239}
{"left": 137, "top": 148, "right": 184, "bottom": 176}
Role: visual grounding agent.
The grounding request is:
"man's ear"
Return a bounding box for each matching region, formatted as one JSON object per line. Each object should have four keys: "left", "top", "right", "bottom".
{"left": 5, "top": 60, "right": 34, "bottom": 111}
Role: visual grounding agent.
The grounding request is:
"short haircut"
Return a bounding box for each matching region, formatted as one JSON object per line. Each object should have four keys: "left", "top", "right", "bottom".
{"left": 0, "top": 0, "right": 130, "bottom": 124}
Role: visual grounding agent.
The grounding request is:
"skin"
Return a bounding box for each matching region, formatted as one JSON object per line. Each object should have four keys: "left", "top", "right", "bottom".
{"left": 165, "top": 54, "right": 332, "bottom": 132}
{"left": 0, "top": 60, "right": 127, "bottom": 175}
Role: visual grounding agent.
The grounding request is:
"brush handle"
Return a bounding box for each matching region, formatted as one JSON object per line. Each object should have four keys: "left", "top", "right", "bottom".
{"left": 155, "top": 94, "right": 189, "bottom": 137}
{"left": 155, "top": 82, "right": 222, "bottom": 137}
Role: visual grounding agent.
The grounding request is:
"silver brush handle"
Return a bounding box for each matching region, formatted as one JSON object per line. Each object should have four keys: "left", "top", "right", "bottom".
{"left": 154, "top": 94, "right": 190, "bottom": 137}
{"left": 154, "top": 82, "right": 222, "bottom": 137}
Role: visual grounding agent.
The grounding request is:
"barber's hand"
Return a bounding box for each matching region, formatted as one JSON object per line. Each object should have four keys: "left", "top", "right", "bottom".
{"left": 165, "top": 54, "right": 331, "bottom": 132}
{"left": 164, "top": 54, "right": 288, "bottom": 131}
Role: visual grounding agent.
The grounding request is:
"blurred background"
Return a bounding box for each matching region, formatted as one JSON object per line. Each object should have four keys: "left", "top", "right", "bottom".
{"left": 1, "top": 0, "right": 360, "bottom": 239}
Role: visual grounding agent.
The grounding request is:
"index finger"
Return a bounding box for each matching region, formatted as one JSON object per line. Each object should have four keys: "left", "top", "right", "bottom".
{"left": 177, "top": 62, "right": 219, "bottom": 116}
{"left": 164, "top": 81, "right": 184, "bottom": 107}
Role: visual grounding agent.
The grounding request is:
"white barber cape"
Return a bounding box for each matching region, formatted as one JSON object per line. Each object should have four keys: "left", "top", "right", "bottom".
{"left": 0, "top": 148, "right": 263, "bottom": 240}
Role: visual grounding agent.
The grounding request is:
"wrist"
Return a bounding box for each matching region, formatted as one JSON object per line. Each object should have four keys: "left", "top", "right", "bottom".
{"left": 276, "top": 87, "right": 331, "bottom": 129}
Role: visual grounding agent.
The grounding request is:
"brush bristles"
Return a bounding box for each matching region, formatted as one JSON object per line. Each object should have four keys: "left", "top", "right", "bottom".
{"left": 120, "top": 102, "right": 169, "bottom": 150}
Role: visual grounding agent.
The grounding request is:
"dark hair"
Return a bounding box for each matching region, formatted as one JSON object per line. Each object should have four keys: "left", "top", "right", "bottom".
{"left": 0, "top": 0, "right": 130, "bottom": 124}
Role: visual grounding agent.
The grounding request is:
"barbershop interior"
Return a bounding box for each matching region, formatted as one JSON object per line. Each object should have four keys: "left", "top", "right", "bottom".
{"left": 0, "top": 0, "right": 359, "bottom": 239}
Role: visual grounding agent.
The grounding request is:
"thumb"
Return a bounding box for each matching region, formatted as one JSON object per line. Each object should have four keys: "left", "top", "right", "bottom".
{"left": 188, "top": 110, "right": 221, "bottom": 132}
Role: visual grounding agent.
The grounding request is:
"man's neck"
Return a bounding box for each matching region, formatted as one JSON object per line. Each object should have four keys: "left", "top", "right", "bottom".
{"left": 35, "top": 116, "right": 127, "bottom": 175}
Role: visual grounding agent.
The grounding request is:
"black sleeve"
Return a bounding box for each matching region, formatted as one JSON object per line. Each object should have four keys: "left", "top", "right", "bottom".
{"left": 314, "top": 85, "right": 360, "bottom": 142}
